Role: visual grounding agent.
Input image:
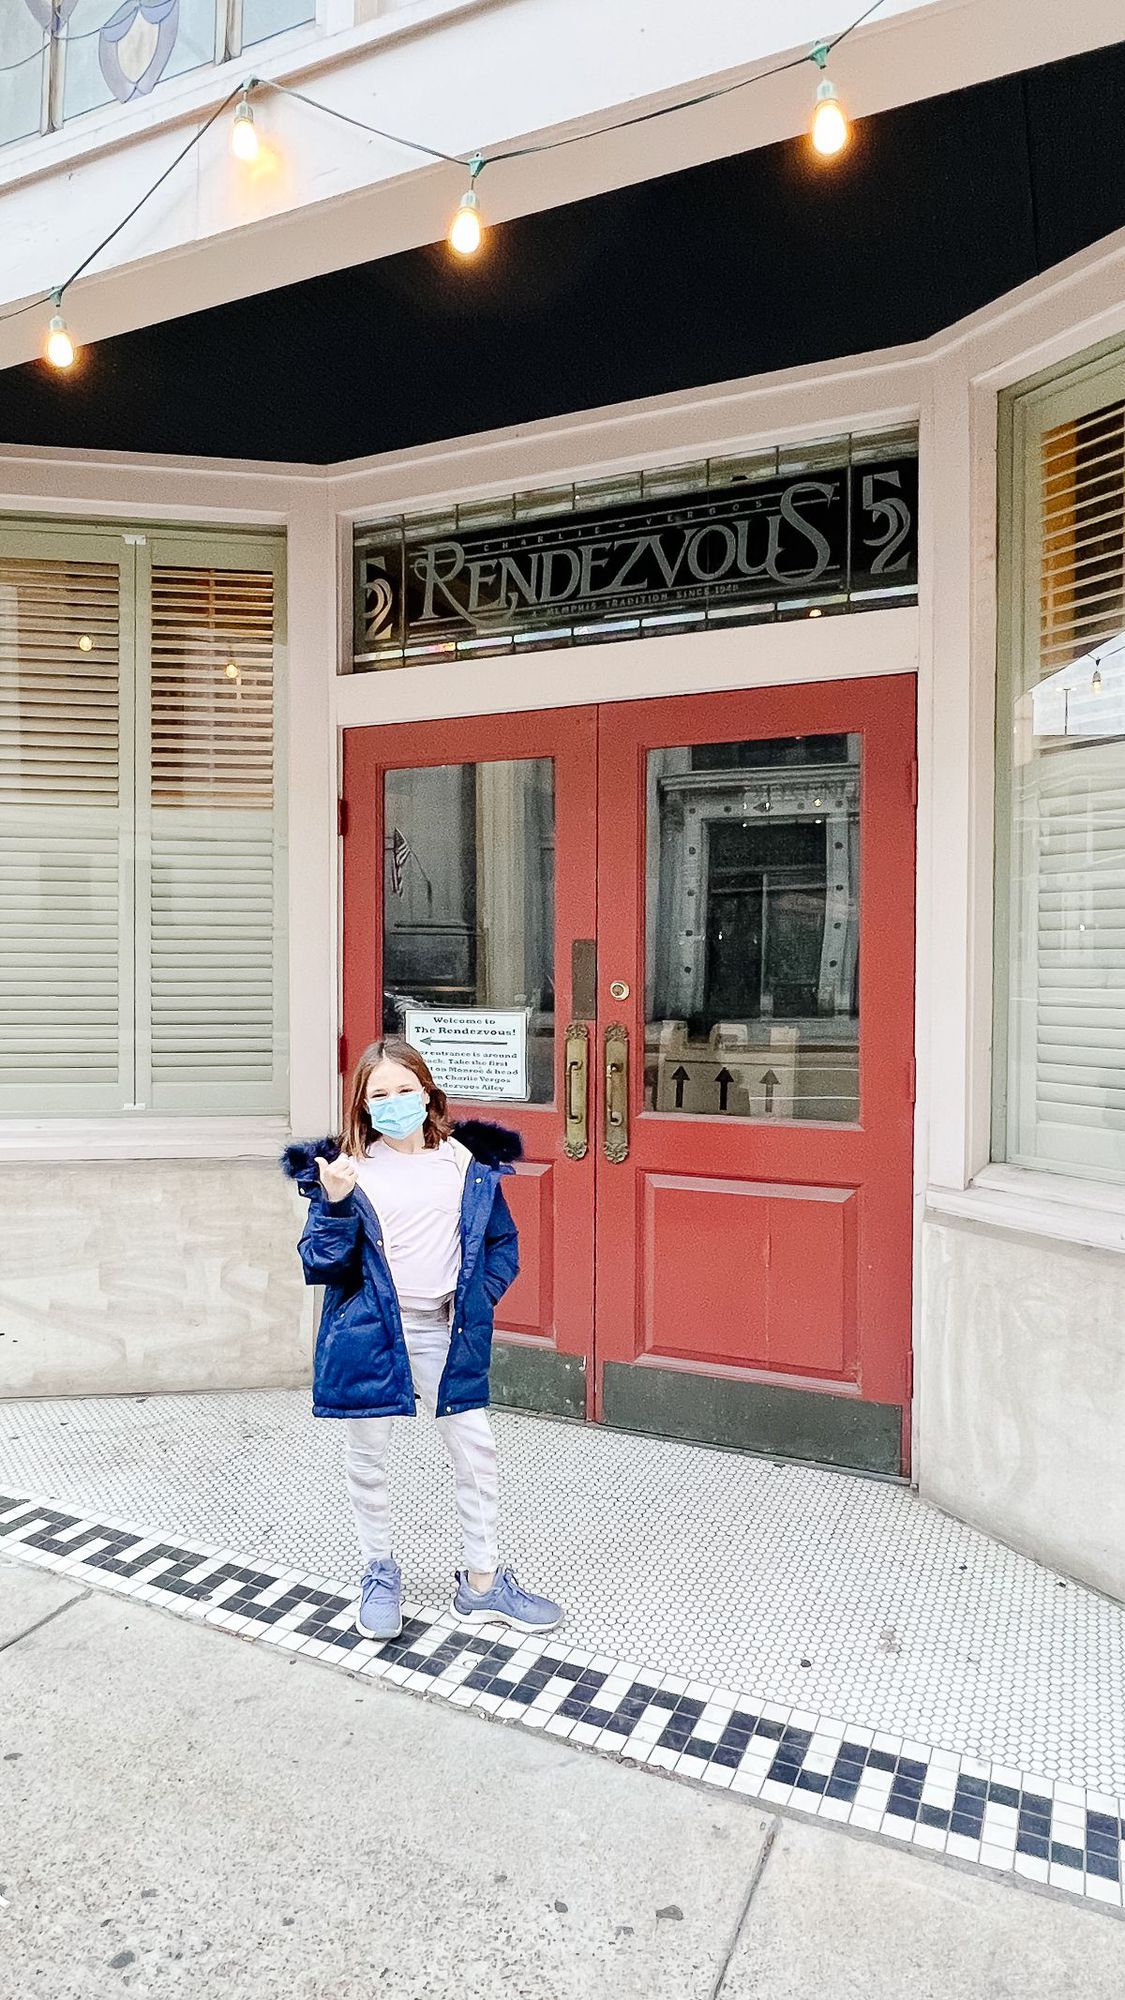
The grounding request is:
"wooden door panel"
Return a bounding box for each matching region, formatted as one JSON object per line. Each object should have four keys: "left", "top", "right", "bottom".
{"left": 763, "top": 1183, "right": 856, "bottom": 1377}
{"left": 498, "top": 1160, "right": 555, "bottom": 1339}
{"left": 642, "top": 1173, "right": 772, "bottom": 1366}
{"left": 594, "top": 677, "right": 916, "bottom": 1473}
{"left": 640, "top": 1175, "right": 857, "bottom": 1377}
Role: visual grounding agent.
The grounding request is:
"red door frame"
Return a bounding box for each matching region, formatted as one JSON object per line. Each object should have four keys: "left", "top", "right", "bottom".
{"left": 593, "top": 677, "right": 916, "bottom": 1462}
{"left": 341, "top": 676, "right": 916, "bottom": 1465}
{"left": 341, "top": 708, "right": 599, "bottom": 1390}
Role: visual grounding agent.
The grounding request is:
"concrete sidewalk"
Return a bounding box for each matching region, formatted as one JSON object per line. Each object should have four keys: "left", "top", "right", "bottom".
{"left": 2, "top": 1565, "right": 1122, "bottom": 2000}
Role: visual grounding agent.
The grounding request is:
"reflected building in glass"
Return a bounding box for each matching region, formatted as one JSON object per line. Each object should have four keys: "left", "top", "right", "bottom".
{"left": 382, "top": 759, "right": 556, "bottom": 1102}
{"left": 645, "top": 736, "right": 860, "bottom": 1122}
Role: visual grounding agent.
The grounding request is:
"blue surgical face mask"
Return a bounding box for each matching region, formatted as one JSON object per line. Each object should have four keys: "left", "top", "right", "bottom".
{"left": 367, "top": 1091, "right": 428, "bottom": 1140}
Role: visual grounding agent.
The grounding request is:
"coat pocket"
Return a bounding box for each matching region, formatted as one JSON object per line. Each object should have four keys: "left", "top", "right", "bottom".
{"left": 316, "top": 1291, "right": 399, "bottom": 1408}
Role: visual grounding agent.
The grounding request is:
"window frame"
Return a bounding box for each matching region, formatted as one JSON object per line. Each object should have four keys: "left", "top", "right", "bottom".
{"left": 0, "top": 515, "right": 289, "bottom": 1126}
{"left": 3, "top": 1, "right": 322, "bottom": 146}
{"left": 993, "top": 336, "right": 1125, "bottom": 1180}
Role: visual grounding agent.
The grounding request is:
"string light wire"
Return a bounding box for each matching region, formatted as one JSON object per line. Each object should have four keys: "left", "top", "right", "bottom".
{"left": 0, "top": 1, "right": 884, "bottom": 348}
{"left": 0, "top": 291, "right": 54, "bottom": 328}
{"left": 58, "top": 83, "right": 244, "bottom": 298}
{"left": 489, "top": 0, "right": 884, "bottom": 164}
{"left": 266, "top": 0, "right": 885, "bottom": 173}
{"left": 1, "top": 84, "right": 243, "bottom": 330}
{"left": 262, "top": 80, "right": 463, "bottom": 166}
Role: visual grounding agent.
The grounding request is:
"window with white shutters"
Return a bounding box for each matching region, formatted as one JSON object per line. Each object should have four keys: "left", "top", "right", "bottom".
{"left": 0, "top": 535, "right": 130, "bottom": 1113}
{"left": 996, "top": 345, "right": 1125, "bottom": 1182}
{"left": 0, "top": 523, "right": 287, "bottom": 1119}
{"left": 141, "top": 545, "right": 286, "bottom": 1113}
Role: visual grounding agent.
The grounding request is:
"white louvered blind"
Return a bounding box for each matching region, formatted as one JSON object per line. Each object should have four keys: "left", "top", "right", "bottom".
{"left": 143, "top": 557, "right": 286, "bottom": 1112}
{"left": 0, "top": 527, "right": 286, "bottom": 1119}
{"left": 1001, "top": 363, "right": 1125, "bottom": 1181}
{"left": 0, "top": 552, "right": 126, "bottom": 1108}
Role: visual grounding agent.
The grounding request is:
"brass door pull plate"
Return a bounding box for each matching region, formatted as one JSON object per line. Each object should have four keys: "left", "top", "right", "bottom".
{"left": 604, "top": 1021, "right": 629, "bottom": 1162}
{"left": 563, "top": 1022, "right": 589, "bottom": 1159}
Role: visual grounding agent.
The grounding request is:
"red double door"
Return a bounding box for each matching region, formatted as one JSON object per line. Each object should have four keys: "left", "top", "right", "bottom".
{"left": 343, "top": 676, "right": 916, "bottom": 1474}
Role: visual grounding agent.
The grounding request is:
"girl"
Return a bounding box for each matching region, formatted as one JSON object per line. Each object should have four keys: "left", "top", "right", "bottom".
{"left": 283, "top": 1037, "right": 561, "bottom": 1643}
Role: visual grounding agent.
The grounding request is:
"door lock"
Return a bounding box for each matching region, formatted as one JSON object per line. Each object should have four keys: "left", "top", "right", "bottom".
{"left": 609, "top": 979, "right": 630, "bottom": 1000}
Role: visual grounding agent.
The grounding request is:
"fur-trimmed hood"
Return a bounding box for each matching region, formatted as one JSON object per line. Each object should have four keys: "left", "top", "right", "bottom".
{"left": 281, "top": 1118, "right": 522, "bottom": 1183}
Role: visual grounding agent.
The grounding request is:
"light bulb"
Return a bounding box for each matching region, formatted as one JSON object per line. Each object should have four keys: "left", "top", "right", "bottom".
{"left": 225, "top": 660, "right": 240, "bottom": 680}
{"left": 232, "top": 99, "right": 259, "bottom": 162}
{"left": 1092, "top": 666, "right": 1103, "bottom": 693}
{"left": 45, "top": 310, "right": 75, "bottom": 370}
{"left": 449, "top": 189, "right": 483, "bottom": 257}
{"left": 78, "top": 635, "right": 94, "bottom": 653}
{"left": 811, "top": 77, "right": 848, "bottom": 157}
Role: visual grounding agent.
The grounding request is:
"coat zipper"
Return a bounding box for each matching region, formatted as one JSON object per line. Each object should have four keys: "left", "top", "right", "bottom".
{"left": 354, "top": 1166, "right": 495, "bottom": 1416}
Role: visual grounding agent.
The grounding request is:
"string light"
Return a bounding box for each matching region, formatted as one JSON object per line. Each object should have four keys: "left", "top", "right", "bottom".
{"left": 22, "top": 3, "right": 883, "bottom": 364}
{"left": 231, "top": 87, "right": 259, "bottom": 162}
{"left": 26, "top": 81, "right": 245, "bottom": 371}
{"left": 45, "top": 293, "right": 75, "bottom": 370}
{"left": 449, "top": 156, "right": 485, "bottom": 257}
{"left": 810, "top": 42, "right": 850, "bottom": 156}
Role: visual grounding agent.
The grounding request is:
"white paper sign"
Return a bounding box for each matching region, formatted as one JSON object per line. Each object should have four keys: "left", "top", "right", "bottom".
{"left": 402, "top": 1006, "right": 529, "bottom": 1102}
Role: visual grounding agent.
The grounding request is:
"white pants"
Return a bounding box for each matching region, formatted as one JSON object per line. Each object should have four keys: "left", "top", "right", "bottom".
{"left": 343, "top": 1309, "right": 499, "bottom": 1574}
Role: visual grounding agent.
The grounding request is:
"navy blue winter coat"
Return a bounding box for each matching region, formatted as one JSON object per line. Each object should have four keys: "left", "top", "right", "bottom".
{"left": 281, "top": 1121, "right": 521, "bottom": 1419}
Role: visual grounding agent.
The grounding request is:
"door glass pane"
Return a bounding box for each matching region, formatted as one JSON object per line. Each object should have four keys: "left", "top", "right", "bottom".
{"left": 645, "top": 735, "right": 860, "bottom": 1121}
{"left": 382, "top": 759, "right": 555, "bottom": 1103}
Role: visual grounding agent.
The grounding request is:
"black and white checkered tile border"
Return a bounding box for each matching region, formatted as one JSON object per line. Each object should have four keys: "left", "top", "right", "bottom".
{"left": 4, "top": 1491, "right": 1122, "bottom": 1912}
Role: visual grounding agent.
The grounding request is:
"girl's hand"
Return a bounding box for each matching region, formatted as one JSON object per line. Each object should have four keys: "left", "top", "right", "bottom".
{"left": 317, "top": 1154, "right": 357, "bottom": 1205}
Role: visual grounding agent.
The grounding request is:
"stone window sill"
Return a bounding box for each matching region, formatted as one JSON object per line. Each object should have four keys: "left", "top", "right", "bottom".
{"left": 926, "top": 1164, "right": 1125, "bottom": 1254}
{"left": 0, "top": 1118, "right": 290, "bottom": 1164}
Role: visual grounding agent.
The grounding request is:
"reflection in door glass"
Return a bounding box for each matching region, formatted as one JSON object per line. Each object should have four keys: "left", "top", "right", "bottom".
{"left": 383, "top": 760, "right": 555, "bottom": 1102}
{"left": 645, "top": 736, "right": 860, "bottom": 1122}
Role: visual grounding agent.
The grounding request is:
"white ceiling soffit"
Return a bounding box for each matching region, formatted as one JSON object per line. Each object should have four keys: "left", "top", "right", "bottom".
{"left": 0, "top": 0, "right": 1121, "bottom": 366}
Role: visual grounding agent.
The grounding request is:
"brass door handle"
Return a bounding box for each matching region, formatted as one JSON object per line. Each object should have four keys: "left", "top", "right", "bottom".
{"left": 563, "top": 1022, "right": 589, "bottom": 1160}
{"left": 604, "top": 1021, "right": 629, "bottom": 1162}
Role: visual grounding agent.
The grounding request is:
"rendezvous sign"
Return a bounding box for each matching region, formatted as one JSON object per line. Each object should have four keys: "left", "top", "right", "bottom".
{"left": 354, "top": 451, "right": 917, "bottom": 663}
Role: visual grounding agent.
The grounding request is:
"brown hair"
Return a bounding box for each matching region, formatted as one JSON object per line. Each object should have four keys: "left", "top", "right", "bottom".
{"left": 342, "top": 1037, "right": 452, "bottom": 1158}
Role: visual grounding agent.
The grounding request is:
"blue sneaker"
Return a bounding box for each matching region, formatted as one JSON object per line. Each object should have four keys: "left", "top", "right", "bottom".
{"left": 452, "top": 1566, "right": 562, "bottom": 1634}
{"left": 355, "top": 1556, "right": 403, "bottom": 1640}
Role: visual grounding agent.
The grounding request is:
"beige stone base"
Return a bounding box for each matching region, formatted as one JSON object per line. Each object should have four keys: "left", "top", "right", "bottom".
{"left": 0, "top": 1161, "right": 311, "bottom": 1400}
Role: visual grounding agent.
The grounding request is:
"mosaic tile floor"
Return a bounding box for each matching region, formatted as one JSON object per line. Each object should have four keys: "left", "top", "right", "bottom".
{"left": 2, "top": 1390, "right": 1123, "bottom": 1912}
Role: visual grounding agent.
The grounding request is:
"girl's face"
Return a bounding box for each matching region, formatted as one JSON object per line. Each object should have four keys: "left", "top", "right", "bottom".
{"left": 365, "top": 1057, "right": 427, "bottom": 1106}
